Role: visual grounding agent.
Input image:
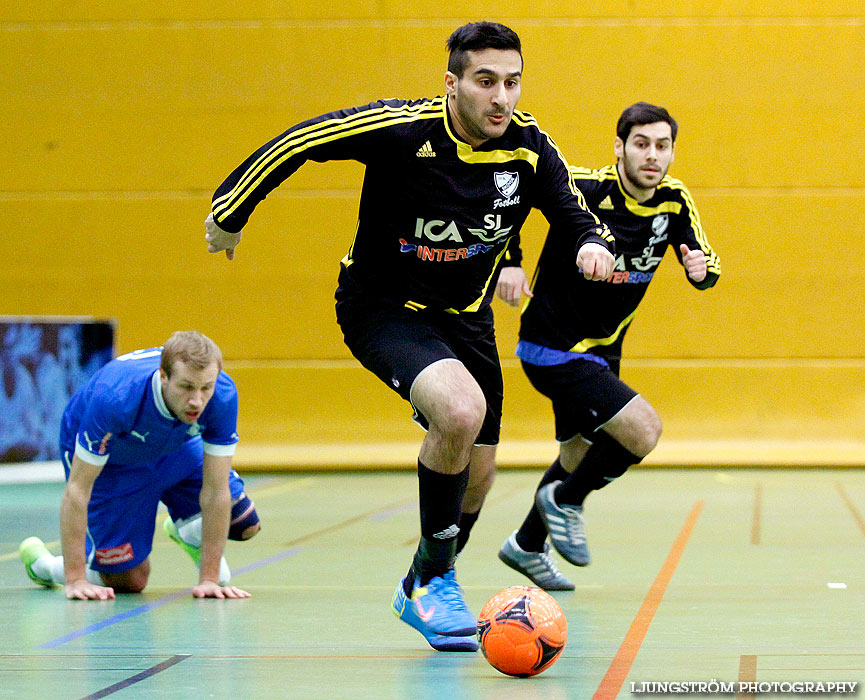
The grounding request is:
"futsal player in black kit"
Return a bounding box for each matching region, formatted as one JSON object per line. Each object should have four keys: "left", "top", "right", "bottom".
{"left": 494, "top": 103, "right": 721, "bottom": 590}
{"left": 203, "top": 22, "right": 615, "bottom": 650}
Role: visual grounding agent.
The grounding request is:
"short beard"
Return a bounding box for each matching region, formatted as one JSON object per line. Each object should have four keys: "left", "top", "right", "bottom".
{"left": 621, "top": 147, "right": 666, "bottom": 189}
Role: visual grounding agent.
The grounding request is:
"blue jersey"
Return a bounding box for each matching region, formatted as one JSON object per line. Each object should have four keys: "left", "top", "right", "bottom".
{"left": 60, "top": 347, "right": 239, "bottom": 467}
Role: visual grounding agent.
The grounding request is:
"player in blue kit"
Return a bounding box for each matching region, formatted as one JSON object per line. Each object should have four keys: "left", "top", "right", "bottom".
{"left": 19, "top": 330, "right": 260, "bottom": 600}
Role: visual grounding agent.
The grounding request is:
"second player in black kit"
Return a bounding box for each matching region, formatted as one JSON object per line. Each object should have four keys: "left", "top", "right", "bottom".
{"left": 204, "top": 22, "right": 615, "bottom": 650}
{"left": 495, "top": 102, "right": 721, "bottom": 591}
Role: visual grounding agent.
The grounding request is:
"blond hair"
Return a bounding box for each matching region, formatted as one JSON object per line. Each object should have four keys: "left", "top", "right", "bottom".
{"left": 160, "top": 330, "right": 223, "bottom": 377}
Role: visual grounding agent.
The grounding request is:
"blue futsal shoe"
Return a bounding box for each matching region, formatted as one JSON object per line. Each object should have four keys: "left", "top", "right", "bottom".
{"left": 392, "top": 571, "right": 478, "bottom": 652}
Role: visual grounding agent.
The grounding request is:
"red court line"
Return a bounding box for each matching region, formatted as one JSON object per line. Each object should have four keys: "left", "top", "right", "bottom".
{"left": 592, "top": 500, "right": 704, "bottom": 700}
{"left": 835, "top": 482, "right": 865, "bottom": 537}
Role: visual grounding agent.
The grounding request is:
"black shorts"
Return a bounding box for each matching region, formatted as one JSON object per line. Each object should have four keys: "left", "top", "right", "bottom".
{"left": 521, "top": 357, "right": 637, "bottom": 443}
{"left": 335, "top": 290, "right": 503, "bottom": 446}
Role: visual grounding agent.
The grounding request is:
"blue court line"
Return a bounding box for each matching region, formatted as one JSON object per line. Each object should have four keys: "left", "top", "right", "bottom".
{"left": 227, "top": 547, "right": 301, "bottom": 576}
{"left": 37, "top": 548, "right": 302, "bottom": 650}
{"left": 38, "top": 590, "right": 189, "bottom": 650}
{"left": 80, "top": 654, "right": 191, "bottom": 699}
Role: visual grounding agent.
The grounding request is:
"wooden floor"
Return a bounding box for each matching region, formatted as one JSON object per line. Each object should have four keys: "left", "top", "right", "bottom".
{"left": 2, "top": 468, "right": 864, "bottom": 699}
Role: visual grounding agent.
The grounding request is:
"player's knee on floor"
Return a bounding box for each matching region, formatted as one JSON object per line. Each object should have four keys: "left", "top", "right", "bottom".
{"left": 228, "top": 493, "right": 260, "bottom": 541}
{"left": 100, "top": 561, "right": 150, "bottom": 593}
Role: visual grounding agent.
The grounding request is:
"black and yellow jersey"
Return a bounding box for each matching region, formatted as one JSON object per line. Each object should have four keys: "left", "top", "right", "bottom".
{"left": 510, "top": 163, "right": 720, "bottom": 360}
{"left": 212, "top": 97, "right": 613, "bottom": 314}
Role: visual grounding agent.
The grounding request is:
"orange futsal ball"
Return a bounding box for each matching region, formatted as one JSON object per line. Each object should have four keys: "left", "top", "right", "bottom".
{"left": 477, "top": 585, "right": 568, "bottom": 677}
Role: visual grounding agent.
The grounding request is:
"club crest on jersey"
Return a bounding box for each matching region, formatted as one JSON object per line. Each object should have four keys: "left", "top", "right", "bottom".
{"left": 495, "top": 171, "right": 519, "bottom": 198}
{"left": 493, "top": 171, "right": 521, "bottom": 209}
{"left": 651, "top": 214, "right": 669, "bottom": 237}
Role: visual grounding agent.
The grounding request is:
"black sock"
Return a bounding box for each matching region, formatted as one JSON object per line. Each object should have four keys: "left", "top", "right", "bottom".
{"left": 407, "top": 460, "right": 470, "bottom": 588}
{"left": 515, "top": 459, "right": 570, "bottom": 553}
{"left": 555, "top": 433, "right": 641, "bottom": 507}
{"left": 456, "top": 510, "right": 480, "bottom": 554}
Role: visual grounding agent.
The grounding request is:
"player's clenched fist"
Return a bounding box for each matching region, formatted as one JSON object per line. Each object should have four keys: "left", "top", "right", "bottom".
{"left": 576, "top": 242, "right": 614, "bottom": 281}
{"left": 204, "top": 213, "right": 242, "bottom": 261}
{"left": 679, "top": 244, "right": 707, "bottom": 282}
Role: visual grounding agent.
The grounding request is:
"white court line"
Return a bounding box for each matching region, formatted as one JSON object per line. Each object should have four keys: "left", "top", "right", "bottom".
{"left": 0, "top": 461, "right": 64, "bottom": 484}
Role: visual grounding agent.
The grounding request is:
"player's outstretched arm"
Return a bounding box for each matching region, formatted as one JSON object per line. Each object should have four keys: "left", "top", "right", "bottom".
{"left": 61, "top": 455, "right": 115, "bottom": 600}
{"left": 576, "top": 242, "right": 615, "bottom": 281}
{"left": 196, "top": 454, "right": 252, "bottom": 599}
{"left": 204, "top": 213, "right": 242, "bottom": 261}
{"left": 495, "top": 266, "right": 533, "bottom": 307}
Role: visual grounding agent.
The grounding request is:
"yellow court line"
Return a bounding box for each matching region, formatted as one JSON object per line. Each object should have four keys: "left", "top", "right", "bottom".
{"left": 248, "top": 476, "right": 317, "bottom": 499}
{"left": 0, "top": 540, "right": 60, "bottom": 563}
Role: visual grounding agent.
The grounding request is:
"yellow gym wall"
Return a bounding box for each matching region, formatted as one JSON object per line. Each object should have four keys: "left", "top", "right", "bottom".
{"left": 4, "top": 3, "right": 865, "bottom": 466}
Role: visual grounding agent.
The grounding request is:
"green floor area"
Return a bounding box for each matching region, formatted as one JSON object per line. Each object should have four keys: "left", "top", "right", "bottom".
{"left": 1, "top": 469, "right": 864, "bottom": 698}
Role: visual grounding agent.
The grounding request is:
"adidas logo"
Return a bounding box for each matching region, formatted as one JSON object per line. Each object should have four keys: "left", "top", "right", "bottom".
{"left": 598, "top": 196, "right": 614, "bottom": 210}
{"left": 416, "top": 141, "right": 436, "bottom": 158}
{"left": 432, "top": 524, "right": 460, "bottom": 540}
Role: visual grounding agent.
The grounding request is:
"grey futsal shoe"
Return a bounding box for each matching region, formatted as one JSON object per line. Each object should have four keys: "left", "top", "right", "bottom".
{"left": 498, "top": 531, "right": 575, "bottom": 591}
{"left": 535, "top": 481, "right": 591, "bottom": 566}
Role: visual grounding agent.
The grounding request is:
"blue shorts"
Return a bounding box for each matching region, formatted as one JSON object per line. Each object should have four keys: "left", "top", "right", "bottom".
{"left": 61, "top": 438, "right": 245, "bottom": 573}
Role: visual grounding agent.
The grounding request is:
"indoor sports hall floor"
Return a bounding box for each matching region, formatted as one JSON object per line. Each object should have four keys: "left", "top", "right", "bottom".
{"left": 2, "top": 467, "right": 863, "bottom": 699}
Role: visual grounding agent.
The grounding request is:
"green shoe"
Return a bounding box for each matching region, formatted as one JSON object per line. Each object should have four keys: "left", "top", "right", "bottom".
{"left": 163, "top": 516, "right": 201, "bottom": 566}
{"left": 163, "top": 516, "right": 231, "bottom": 585}
{"left": 19, "top": 537, "right": 55, "bottom": 587}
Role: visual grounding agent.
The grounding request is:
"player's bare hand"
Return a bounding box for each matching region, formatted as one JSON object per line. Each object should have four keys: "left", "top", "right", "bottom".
{"left": 204, "top": 212, "right": 242, "bottom": 261}
{"left": 680, "top": 244, "right": 707, "bottom": 282}
{"left": 64, "top": 579, "right": 115, "bottom": 601}
{"left": 576, "top": 242, "right": 614, "bottom": 281}
{"left": 495, "top": 267, "right": 533, "bottom": 307}
{"left": 192, "top": 580, "right": 252, "bottom": 599}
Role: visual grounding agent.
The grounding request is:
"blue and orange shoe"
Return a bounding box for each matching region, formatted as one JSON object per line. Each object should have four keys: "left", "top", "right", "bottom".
{"left": 392, "top": 570, "right": 478, "bottom": 651}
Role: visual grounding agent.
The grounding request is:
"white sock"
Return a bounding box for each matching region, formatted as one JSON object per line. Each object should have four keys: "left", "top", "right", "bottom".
{"left": 35, "top": 555, "right": 102, "bottom": 585}
{"left": 30, "top": 554, "right": 57, "bottom": 582}
{"left": 172, "top": 514, "right": 231, "bottom": 585}
{"left": 175, "top": 515, "right": 203, "bottom": 547}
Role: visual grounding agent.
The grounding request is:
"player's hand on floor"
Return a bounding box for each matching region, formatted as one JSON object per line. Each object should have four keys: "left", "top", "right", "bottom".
{"left": 64, "top": 579, "right": 115, "bottom": 601}
{"left": 576, "top": 242, "right": 614, "bottom": 281}
{"left": 204, "top": 212, "right": 242, "bottom": 261}
{"left": 495, "top": 266, "right": 532, "bottom": 307}
{"left": 192, "top": 580, "right": 252, "bottom": 599}
{"left": 679, "top": 244, "right": 707, "bottom": 282}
